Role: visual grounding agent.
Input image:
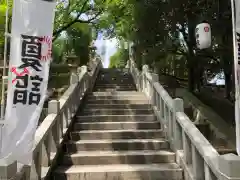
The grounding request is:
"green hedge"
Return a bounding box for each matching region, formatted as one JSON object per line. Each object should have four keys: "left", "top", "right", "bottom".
{"left": 48, "top": 73, "right": 70, "bottom": 88}
{"left": 50, "top": 64, "right": 78, "bottom": 75}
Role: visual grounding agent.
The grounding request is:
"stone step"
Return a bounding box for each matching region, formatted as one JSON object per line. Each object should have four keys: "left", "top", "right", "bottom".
{"left": 86, "top": 99, "right": 150, "bottom": 104}
{"left": 96, "top": 76, "right": 133, "bottom": 79}
{"left": 65, "top": 139, "right": 169, "bottom": 152}
{"left": 76, "top": 114, "right": 156, "bottom": 122}
{"left": 95, "top": 82, "right": 135, "bottom": 86}
{"left": 98, "top": 72, "right": 130, "bottom": 75}
{"left": 88, "top": 95, "right": 148, "bottom": 100}
{"left": 94, "top": 89, "right": 137, "bottom": 92}
{"left": 73, "top": 121, "right": 160, "bottom": 131}
{"left": 97, "top": 73, "right": 131, "bottom": 77}
{"left": 70, "top": 129, "right": 164, "bottom": 140}
{"left": 94, "top": 84, "right": 135, "bottom": 86}
{"left": 89, "top": 93, "right": 145, "bottom": 98}
{"left": 62, "top": 150, "right": 176, "bottom": 165}
{"left": 90, "top": 91, "right": 144, "bottom": 96}
{"left": 96, "top": 77, "right": 133, "bottom": 80}
{"left": 95, "top": 82, "right": 135, "bottom": 85}
{"left": 85, "top": 104, "right": 152, "bottom": 109}
{"left": 98, "top": 69, "right": 129, "bottom": 73}
{"left": 81, "top": 109, "right": 153, "bottom": 115}
{"left": 96, "top": 79, "right": 134, "bottom": 82}
{"left": 94, "top": 88, "right": 137, "bottom": 91}
{"left": 94, "top": 85, "right": 136, "bottom": 88}
{"left": 53, "top": 163, "right": 183, "bottom": 180}
{"left": 94, "top": 87, "right": 136, "bottom": 90}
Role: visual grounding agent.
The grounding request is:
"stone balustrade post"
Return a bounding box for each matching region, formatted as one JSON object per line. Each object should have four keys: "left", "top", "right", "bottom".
{"left": 70, "top": 72, "right": 78, "bottom": 85}
{"left": 219, "top": 153, "right": 240, "bottom": 180}
{"left": 77, "top": 67, "right": 82, "bottom": 75}
{"left": 142, "top": 64, "right": 149, "bottom": 74}
{"left": 0, "top": 158, "right": 17, "bottom": 180}
{"left": 173, "top": 98, "right": 184, "bottom": 150}
{"left": 48, "top": 100, "right": 60, "bottom": 114}
{"left": 151, "top": 73, "right": 159, "bottom": 82}
{"left": 76, "top": 65, "right": 88, "bottom": 82}
{"left": 142, "top": 64, "right": 149, "bottom": 94}
{"left": 48, "top": 100, "right": 60, "bottom": 149}
{"left": 80, "top": 65, "right": 88, "bottom": 75}
{"left": 149, "top": 73, "right": 158, "bottom": 105}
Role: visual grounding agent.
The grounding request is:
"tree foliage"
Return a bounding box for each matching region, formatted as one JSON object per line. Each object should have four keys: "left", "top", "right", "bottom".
{"left": 109, "top": 45, "right": 128, "bottom": 68}
{"left": 66, "top": 23, "right": 92, "bottom": 65}
{"left": 103, "top": 0, "right": 234, "bottom": 99}
{"left": 52, "top": 23, "right": 93, "bottom": 64}
{"left": 0, "top": 0, "right": 12, "bottom": 57}
{"left": 53, "top": 0, "right": 106, "bottom": 40}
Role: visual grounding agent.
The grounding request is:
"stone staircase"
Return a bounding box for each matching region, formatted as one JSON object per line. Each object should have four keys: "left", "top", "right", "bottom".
{"left": 52, "top": 69, "right": 183, "bottom": 180}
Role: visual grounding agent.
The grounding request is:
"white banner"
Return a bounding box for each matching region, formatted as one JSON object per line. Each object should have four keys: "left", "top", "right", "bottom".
{"left": 0, "top": 0, "right": 56, "bottom": 164}
{"left": 233, "top": 0, "right": 240, "bottom": 155}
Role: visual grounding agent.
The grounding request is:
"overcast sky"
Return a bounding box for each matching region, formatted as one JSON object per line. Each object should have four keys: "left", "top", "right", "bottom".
{"left": 94, "top": 33, "right": 118, "bottom": 68}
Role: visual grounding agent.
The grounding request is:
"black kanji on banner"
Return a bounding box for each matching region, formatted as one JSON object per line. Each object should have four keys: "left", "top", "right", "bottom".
{"left": 29, "top": 75, "right": 43, "bottom": 105}
{"left": 19, "top": 35, "right": 43, "bottom": 71}
{"left": 13, "top": 74, "right": 43, "bottom": 105}
{"left": 237, "top": 32, "right": 240, "bottom": 65}
{"left": 13, "top": 74, "right": 29, "bottom": 105}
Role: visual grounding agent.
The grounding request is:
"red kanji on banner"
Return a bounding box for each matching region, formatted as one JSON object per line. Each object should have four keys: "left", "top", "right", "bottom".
{"left": 11, "top": 67, "right": 29, "bottom": 84}
{"left": 204, "top": 27, "right": 209, "bottom": 32}
{"left": 40, "top": 36, "right": 52, "bottom": 61}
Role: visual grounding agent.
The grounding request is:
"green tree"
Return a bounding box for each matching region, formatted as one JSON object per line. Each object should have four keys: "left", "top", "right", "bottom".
{"left": 102, "top": 0, "right": 234, "bottom": 98}
{"left": 66, "top": 23, "right": 92, "bottom": 65}
{"left": 0, "top": 0, "right": 12, "bottom": 57}
{"left": 52, "top": 37, "right": 66, "bottom": 63}
{"left": 109, "top": 44, "right": 128, "bottom": 68}
{"left": 53, "top": 0, "right": 105, "bottom": 41}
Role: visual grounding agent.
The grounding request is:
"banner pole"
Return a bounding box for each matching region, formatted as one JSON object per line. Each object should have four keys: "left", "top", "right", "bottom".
{"left": 1, "top": 0, "right": 10, "bottom": 120}
{"left": 231, "top": 0, "right": 240, "bottom": 155}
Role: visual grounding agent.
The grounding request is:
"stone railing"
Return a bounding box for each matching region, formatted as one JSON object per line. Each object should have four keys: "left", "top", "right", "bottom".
{"left": 128, "top": 59, "right": 240, "bottom": 180}
{"left": 0, "top": 58, "right": 102, "bottom": 180}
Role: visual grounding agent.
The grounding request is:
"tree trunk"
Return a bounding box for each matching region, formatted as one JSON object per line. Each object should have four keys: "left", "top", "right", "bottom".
{"left": 186, "top": 13, "right": 197, "bottom": 92}
{"left": 224, "top": 70, "right": 232, "bottom": 99}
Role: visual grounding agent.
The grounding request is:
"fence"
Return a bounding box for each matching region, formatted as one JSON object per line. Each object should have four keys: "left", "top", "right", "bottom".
{"left": 0, "top": 58, "right": 102, "bottom": 180}
{"left": 128, "top": 59, "right": 240, "bottom": 180}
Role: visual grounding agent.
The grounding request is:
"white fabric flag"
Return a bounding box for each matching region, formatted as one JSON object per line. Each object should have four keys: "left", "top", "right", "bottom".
{"left": 0, "top": 0, "right": 56, "bottom": 164}
{"left": 233, "top": 0, "right": 240, "bottom": 155}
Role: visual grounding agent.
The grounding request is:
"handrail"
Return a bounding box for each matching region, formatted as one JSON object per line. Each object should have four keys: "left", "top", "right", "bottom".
{"left": 128, "top": 59, "right": 240, "bottom": 180}
{"left": 1, "top": 58, "right": 103, "bottom": 180}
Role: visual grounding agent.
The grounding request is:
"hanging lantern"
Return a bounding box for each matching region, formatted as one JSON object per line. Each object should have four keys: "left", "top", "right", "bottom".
{"left": 195, "top": 22, "right": 211, "bottom": 49}
{"left": 124, "top": 42, "right": 128, "bottom": 50}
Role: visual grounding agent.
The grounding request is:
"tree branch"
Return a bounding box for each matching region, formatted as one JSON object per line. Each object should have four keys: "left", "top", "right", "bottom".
{"left": 53, "top": 0, "right": 89, "bottom": 39}
{"left": 197, "top": 54, "right": 219, "bottom": 62}
{"left": 53, "top": 9, "right": 103, "bottom": 42}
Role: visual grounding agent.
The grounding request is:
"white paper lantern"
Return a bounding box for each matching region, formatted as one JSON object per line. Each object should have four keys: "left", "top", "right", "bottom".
{"left": 195, "top": 23, "right": 211, "bottom": 49}
{"left": 124, "top": 42, "right": 128, "bottom": 49}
